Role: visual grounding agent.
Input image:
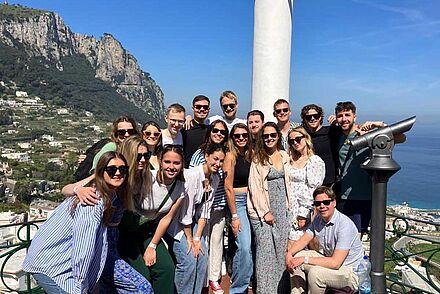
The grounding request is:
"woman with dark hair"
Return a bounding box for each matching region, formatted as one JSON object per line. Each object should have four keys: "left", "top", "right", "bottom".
{"left": 188, "top": 119, "right": 230, "bottom": 293}
{"left": 118, "top": 144, "right": 187, "bottom": 294}
{"left": 23, "top": 152, "right": 153, "bottom": 293}
{"left": 223, "top": 123, "right": 254, "bottom": 293}
{"left": 169, "top": 143, "right": 227, "bottom": 294}
{"left": 248, "top": 122, "right": 293, "bottom": 293}
{"left": 141, "top": 120, "right": 162, "bottom": 170}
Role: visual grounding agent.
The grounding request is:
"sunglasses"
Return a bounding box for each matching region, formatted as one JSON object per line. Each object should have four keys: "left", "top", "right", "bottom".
{"left": 144, "top": 131, "right": 161, "bottom": 138}
{"left": 313, "top": 199, "right": 333, "bottom": 207}
{"left": 105, "top": 165, "right": 128, "bottom": 178}
{"left": 275, "top": 108, "right": 289, "bottom": 115}
{"left": 233, "top": 133, "right": 249, "bottom": 140}
{"left": 212, "top": 128, "right": 228, "bottom": 136}
{"left": 288, "top": 136, "right": 304, "bottom": 145}
{"left": 116, "top": 129, "right": 136, "bottom": 138}
{"left": 305, "top": 113, "right": 321, "bottom": 121}
{"left": 137, "top": 152, "right": 152, "bottom": 162}
{"left": 222, "top": 103, "right": 236, "bottom": 111}
{"left": 262, "top": 133, "right": 278, "bottom": 140}
{"left": 194, "top": 104, "right": 210, "bottom": 111}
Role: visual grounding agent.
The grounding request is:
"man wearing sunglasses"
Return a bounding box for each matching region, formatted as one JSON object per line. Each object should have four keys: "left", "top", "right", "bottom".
{"left": 182, "top": 95, "right": 211, "bottom": 168}
{"left": 207, "top": 90, "right": 246, "bottom": 131}
{"left": 163, "top": 103, "right": 186, "bottom": 146}
{"left": 273, "top": 99, "right": 300, "bottom": 150}
{"left": 301, "top": 104, "right": 339, "bottom": 187}
{"left": 286, "top": 186, "right": 363, "bottom": 294}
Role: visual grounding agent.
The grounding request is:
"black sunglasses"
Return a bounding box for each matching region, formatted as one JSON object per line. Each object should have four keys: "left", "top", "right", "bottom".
{"left": 116, "top": 129, "right": 136, "bottom": 138}
{"left": 137, "top": 152, "right": 152, "bottom": 162}
{"left": 105, "top": 165, "right": 128, "bottom": 177}
{"left": 212, "top": 128, "right": 228, "bottom": 136}
{"left": 305, "top": 114, "right": 321, "bottom": 121}
{"left": 194, "top": 104, "right": 210, "bottom": 111}
{"left": 274, "top": 108, "right": 289, "bottom": 115}
{"left": 313, "top": 199, "right": 333, "bottom": 207}
{"left": 233, "top": 133, "right": 249, "bottom": 140}
{"left": 288, "top": 136, "right": 305, "bottom": 145}
{"left": 143, "top": 131, "right": 161, "bottom": 138}
{"left": 222, "top": 103, "right": 236, "bottom": 111}
{"left": 262, "top": 133, "right": 278, "bottom": 140}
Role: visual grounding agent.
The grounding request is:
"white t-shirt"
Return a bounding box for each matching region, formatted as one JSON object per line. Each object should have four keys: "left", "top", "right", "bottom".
{"left": 162, "top": 130, "right": 183, "bottom": 146}
{"left": 139, "top": 170, "right": 185, "bottom": 220}
{"left": 207, "top": 115, "right": 247, "bottom": 131}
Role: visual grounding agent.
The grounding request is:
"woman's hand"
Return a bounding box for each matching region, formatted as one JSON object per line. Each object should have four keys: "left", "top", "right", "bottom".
{"left": 143, "top": 246, "right": 157, "bottom": 267}
{"left": 186, "top": 238, "right": 194, "bottom": 255}
{"left": 231, "top": 218, "right": 241, "bottom": 238}
{"left": 76, "top": 186, "right": 99, "bottom": 205}
{"left": 264, "top": 212, "right": 275, "bottom": 225}
{"left": 192, "top": 239, "right": 204, "bottom": 258}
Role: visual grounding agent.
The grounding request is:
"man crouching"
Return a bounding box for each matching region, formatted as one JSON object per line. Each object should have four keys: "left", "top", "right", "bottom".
{"left": 286, "top": 186, "right": 364, "bottom": 294}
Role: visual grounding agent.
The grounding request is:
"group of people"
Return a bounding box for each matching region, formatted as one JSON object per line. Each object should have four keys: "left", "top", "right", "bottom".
{"left": 23, "top": 90, "right": 398, "bottom": 294}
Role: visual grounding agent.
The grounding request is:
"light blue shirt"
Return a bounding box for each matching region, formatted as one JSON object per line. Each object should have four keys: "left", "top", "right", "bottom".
{"left": 23, "top": 194, "right": 123, "bottom": 293}
{"left": 306, "top": 209, "right": 363, "bottom": 270}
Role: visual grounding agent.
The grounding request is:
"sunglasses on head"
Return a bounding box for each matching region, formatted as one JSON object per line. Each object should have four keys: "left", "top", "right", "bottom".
{"left": 212, "top": 128, "right": 228, "bottom": 136}
{"left": 288, "top": 136, "right": 304, "bottom": 145}
{"left": 116, "top": 129, "right": 136, "bottom": 138}
{"left": 275, "top": 108, "right": 289, "bottom": 115}
{"left": 105, "top": 165, "right": 128, "bottom": 177}
{"left": 305, "top": 113, "right": 321, "bottom": 121}
{"left": 194, "top": 104, "right": 210, "bottom": 111}
{"left": 137, "top": 151, "right": 152, "bottom": 162}
{"left": 313, "top": 199, "right": 333, "bottom": 207}
{"left": 233, "top": 133, "right": 249, "bottom": 140}
{"left": 144, "top": 131, "right": 161, "bottom": 138}
{"left": 222, "top": 103, "right": 236, "bottom": 111}
{"left": 262, "top": 132, "right": 278, "bottom": 140}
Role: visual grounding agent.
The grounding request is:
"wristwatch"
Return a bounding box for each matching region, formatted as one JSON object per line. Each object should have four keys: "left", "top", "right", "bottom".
{"left": 148, "top": 242, "right": 157, "bottom": 250}
{"left": 304, "top": 256, "right": 309, "bottom": 265}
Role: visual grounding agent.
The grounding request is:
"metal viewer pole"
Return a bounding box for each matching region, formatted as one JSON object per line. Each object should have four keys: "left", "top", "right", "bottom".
{"left": 349, "top": 116, "right": 416, "bottom": 294}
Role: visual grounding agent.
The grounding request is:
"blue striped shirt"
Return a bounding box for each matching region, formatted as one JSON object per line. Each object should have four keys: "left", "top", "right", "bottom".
{"left": 189, "top": 148, "right": 227, "bottom": 210}
{"left": 23, "top": 193, "right": 123, "bottom": 294}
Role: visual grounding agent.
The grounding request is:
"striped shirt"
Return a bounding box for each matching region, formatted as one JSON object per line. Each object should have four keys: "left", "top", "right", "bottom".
{"left": 23, "top": 193, "right": 124, "bottom": 294}
{"left": 189, "top": 148, "right": 226, "bottom": 210}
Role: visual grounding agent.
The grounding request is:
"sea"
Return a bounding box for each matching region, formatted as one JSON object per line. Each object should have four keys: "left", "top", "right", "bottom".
{"left": 387, "top": 124, "right": 440, "bottom": 210}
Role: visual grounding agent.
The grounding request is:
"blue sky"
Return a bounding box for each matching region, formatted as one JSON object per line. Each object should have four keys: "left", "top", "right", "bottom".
{"left": 11, "top": 0, "right": 440, "bottom": 124}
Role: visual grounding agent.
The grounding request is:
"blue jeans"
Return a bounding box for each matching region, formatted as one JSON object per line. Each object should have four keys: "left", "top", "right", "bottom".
{"left": 32, "top": 273, "right": 68, "bottom": 294}
{"left": 172, "top": 226, "right": 208, "bottom": 294}
{"left": 230, "top": 192, "right": 253, "bottom": 294}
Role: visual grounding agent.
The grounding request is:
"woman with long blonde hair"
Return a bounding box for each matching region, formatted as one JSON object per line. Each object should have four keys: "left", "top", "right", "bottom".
{"left": 287, "top": 126, "right": 325, "bottom": 243}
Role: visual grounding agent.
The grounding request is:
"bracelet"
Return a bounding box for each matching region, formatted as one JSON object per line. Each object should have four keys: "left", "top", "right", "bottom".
{"left": 232, "top": 213, "right": 238, "bottom": 218}
{"left": 148, "top": 242, "right": 157, "bottom": 250}
{"left": 304, "top": 256, "right": 309, "bottom": 264}
{"left": 193, "top": 236, "right": 200, "bottom": 242}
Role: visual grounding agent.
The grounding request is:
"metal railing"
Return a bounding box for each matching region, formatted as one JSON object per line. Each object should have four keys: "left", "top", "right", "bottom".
{"left": 0, "top": 216, "right": 45, "bottom": 293}
{"left": 384, "top": 212, "right": 440, "bottom": 294}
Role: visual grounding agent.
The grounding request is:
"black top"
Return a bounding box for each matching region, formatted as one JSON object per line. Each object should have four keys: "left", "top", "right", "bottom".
{"left": 74, "top": 138, "right": 111, "bottom": 181}
{"left": 306, "top": 125, "right": 340, "bottom": 186}
{"left": 182, "top": 120, "right": 208, "bottom": 168}
{"left": 233, "top": 154, "right": 251, "bottom": 188}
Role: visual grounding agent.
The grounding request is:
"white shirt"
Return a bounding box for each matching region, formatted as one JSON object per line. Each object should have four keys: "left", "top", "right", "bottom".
{"left": 207, "top": 115, "right": 247, "bottom": 131}
{"left": 161, "top": 130, "right": 183, "bottom": 146}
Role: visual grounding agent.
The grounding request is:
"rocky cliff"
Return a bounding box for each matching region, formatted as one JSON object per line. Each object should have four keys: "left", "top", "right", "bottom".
{"left": 0, "top": 4, "right": 165, "bottom": 121}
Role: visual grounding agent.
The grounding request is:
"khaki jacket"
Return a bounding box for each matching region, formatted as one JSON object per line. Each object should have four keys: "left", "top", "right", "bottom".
{"left": 247, "top": 150, "right": 294, "bottom": 221}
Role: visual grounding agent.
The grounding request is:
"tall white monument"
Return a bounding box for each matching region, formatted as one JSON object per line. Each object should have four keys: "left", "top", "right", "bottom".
{"left": 252, "top": 0, "right": 293, "bottom": 121}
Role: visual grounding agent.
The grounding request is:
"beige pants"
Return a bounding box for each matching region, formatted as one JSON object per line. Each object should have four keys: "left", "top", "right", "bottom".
{"left": 208, "top": 209, "right": 226, "bottom": 281}
{"left": 290, "top": 250, "right": 359, "bottom": 294}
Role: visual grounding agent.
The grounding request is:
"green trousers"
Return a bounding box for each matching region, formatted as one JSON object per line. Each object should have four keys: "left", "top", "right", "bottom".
{"left": 118, "top": 212, "right": 175, "bottom": 294}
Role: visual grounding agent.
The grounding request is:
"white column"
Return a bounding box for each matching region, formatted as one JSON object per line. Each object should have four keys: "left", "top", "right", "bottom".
{"left": 252, "top": 0, "right": 293, "bottom": 122}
